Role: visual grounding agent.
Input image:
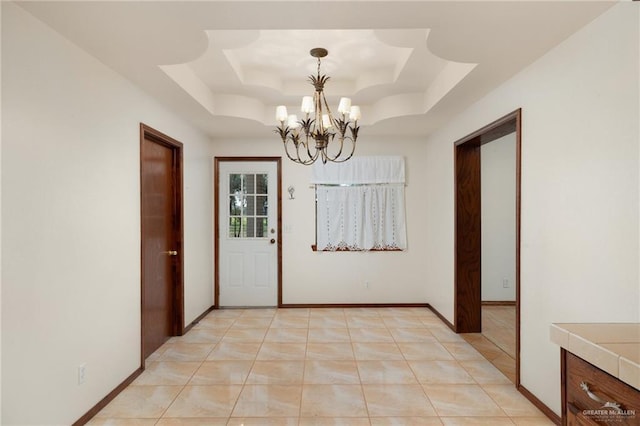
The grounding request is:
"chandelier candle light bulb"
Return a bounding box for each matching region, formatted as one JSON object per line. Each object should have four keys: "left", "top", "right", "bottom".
{"left": 274, "top": 47, "right": 360, "bottom": 165}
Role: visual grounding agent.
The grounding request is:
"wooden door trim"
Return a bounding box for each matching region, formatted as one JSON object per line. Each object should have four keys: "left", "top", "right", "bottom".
{"left": 140, "top": 123, "right": 184, "bottom": 367}
{"left": 214, "top": 157, "right": 283, "bottom": 308}
{"left": 453, "top": 109, "right": 522, "bottom": 387}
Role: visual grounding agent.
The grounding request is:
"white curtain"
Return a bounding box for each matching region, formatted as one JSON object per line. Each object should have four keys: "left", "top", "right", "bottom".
{"left": 313, "top": 156, "right": 407, "bottom": 251}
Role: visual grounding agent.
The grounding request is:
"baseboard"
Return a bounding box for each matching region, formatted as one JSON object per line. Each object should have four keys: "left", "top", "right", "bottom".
{"left": 72, "top": 367, "right": 144, "bottom": 426}
{"left": 279, "top": 303, "right": 430, "bottom": 309}
{"left": 426, "top": 304, "right": 456, "bottom": 331}
{"left": 518, "top": 384, "right": 561, "bottom": 425}
{"left": 482, "top": 300, "right": 516, "bottom": 306}
{"left": 183, "top": 305, "right": 216, "bottom": 334}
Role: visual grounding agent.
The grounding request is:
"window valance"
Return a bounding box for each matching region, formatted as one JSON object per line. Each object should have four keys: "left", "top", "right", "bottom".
{"left": 311, "top": 155, "right": 405, "bottom": 185}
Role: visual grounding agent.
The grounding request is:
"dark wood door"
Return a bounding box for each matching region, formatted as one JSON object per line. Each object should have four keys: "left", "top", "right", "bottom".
{"left": 140, "top": 125, "right": 184, "bottom": 361}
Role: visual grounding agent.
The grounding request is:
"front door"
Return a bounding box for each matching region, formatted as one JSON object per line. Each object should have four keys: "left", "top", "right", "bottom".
{"left": 140, "top": 124, "right": 184, "bottom": 361}
{"left": 216, "top": 158, "right": 281, "bottom": 307}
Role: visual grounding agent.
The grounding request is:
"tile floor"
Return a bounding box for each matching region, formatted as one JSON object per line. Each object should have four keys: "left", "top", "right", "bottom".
{"left": 89, "top": 307, "right": 554, "bottom": 425}
{"left": 462, "top": 306, "right": 517, "bottom": 383}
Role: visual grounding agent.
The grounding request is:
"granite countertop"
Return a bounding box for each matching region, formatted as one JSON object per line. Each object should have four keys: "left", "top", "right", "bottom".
{"left": 550, "top": 323, "right": 640, "bottom": 391}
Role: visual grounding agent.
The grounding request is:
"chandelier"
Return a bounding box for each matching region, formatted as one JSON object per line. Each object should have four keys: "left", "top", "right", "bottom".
{"left": 275, "top": 48, "right": 361, "bottom": 165}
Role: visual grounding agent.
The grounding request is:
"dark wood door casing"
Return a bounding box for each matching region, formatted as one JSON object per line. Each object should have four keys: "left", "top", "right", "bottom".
{"left": 453, "top": 109, "right": 522, "bottom": 385}
{"left": 140, "top": 123, "right": 184, "bottom": 366}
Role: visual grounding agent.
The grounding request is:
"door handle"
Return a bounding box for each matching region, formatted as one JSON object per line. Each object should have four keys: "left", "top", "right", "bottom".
{"left": 163, "top": 250, "right": 178, "bottom": 256}
{"left": 270, "top": 239, "right": 276, "bottom": 244}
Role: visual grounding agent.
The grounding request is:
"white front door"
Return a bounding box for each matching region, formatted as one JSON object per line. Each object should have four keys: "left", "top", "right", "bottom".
{"left": 218, "top": 160, "right": 279, "bottom": 307}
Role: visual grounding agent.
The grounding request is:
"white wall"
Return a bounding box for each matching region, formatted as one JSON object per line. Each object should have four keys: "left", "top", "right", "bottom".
{"left": 210, "top": 136, "right": 429, "bottom": 305}
{"left": 481, "top": 132, "right": 516, "bottom": 301}
{"left": 424, "top": 3, "right": 639, "bottom": 414}
{"left": 1, "top": 3, "right": 214, "bottom": 424}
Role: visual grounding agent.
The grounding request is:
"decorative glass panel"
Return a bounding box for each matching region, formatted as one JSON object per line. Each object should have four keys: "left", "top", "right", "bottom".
{"left": 227, "top": 172, "right": 268, "bottom": 239}
{"left": 256, "top": 174, "right": 268, "bottom": 194}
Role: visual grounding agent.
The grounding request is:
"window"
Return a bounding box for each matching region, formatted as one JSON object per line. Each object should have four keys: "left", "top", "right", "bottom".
{"left": 312, "top": 156, "right": 407, "bottom": 251}
{"left": 228, "top": 173, "right": 269, "bottom": 238}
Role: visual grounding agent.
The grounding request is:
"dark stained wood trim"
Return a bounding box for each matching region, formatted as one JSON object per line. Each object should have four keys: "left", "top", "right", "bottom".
{"left": 183, "top": 305, "right": 216, "bottom": 334}
{"left": 453, "top": 109, "right": 522, "bottom": 386}
{"left": 140, "top": 123, "right": 185, "bottom": 369}
{"left": 518, "top": 384, "right": 562, "bottom": 425}
{"left": 72, "top": 367, "right": 144, "bottom": 426}
{"left": 481, "top": 301, "right": 516, "bottom": 306}
{"left": 213, "top": 157, "right": 283, "bottom": 308}
{"left": 454, "top": 136, "right": 482, "bottom": 333}
{"left": 561, "top": 348, "right": 567, "bottom": 425}
{"left": 427, "top": 304, "right": 456, "bottom": 331}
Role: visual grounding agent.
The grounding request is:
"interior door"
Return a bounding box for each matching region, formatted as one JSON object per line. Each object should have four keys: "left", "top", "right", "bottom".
{"left": 217, "top": 159, "right": 280, "bottom": 307}
{"left": 140, "top": 124, "right": 183, "bottom": 361}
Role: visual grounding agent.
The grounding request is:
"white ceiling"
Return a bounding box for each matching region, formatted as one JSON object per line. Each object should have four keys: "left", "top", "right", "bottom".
{"left": 17, "top": 1, "right": 616, "bottom": 139}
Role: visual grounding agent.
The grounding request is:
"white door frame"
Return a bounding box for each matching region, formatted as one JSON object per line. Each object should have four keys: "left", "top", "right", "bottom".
{"left": 214, "top": 157, "right": 282, "bottom": 307}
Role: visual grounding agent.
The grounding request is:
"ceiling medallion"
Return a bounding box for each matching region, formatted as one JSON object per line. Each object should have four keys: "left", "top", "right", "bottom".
{"left": 275, "top": 48, "right": 361, "bottom": 165}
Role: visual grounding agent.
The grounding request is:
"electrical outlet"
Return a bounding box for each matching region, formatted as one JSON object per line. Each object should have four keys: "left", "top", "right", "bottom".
{"left": 78, "top": 364, "right": 86, "bottom": 385}
{"left": 502, "top": 278, "right": 509, "bottom": 288}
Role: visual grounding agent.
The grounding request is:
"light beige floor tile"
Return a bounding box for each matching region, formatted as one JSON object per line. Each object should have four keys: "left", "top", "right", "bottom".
{"left": 308, "top": 327, "right": 351, "bottom": 342}
{"left": 397, "top": 342, "right": 454, "bottom": 361}
{"left": 192, "top": 317, "right": 235, "bottom": 330}
{"left": 421, "top": 317, "right": 451, "bottom": 328}
{"left": 353, "top": 343, "right": 404, "bottom": 360}
{"left": 155, "top": 419, "right": 228, "bottom": 426}
{"left": 170, "top": 329, "right": 225, "bottom": 344}
{"left": 133, "top": 362, "right": 200, "bottom": 386}
{"left": 87, "top": 419, "right": 158, "bottom": 425}
{"left": 145, "top": 345, "right": 167, "bottom": 363}
{"left": 492, "top": 352, "right": 517, "bottom": 383}
{"left": 440, "top": 417, "right": 515, "bottom": 425}
{"left": 188, "top": 360, "right": 253, "bottom": 385}
{"left": 95, "top": 385, "right": 182, "bottom": 418}
{"left": 309, "top": 316, "right": 348, "bottom": 328}
{"left": 163, "top": 385, "right": 242, "bottom": 418}
{"left": 363, "top": 384, "right": 437, "bottom": 416}
{"left": 275, "top": 308, "right": 310, "bottom": 318}
{"left": 461, "top": 334, "right": 505, "bottom": 361}
{"left": 377, "top": 308, "right": 421, "bottom": 317}
{"left": 301, "top": 384, "right": 368, "bottom": 417}
{"left": 510, "top": 417, "right": 556, "bottom": 425}
{"left": 382, "top": 316, "right": 427, "bottom": 328}
{"left": 460, "top": 360, "right": 512, "bottom": 384}
{"left": 246, "top": 361, "right": 305, "bottom": 384}
{"left": 206, "top": 341, "right": 261, "bottom": 360}
{"left": 482, "top": 385, "right": 545, "bottom": 417}
{"left": 370, "top": 417, "right": 443, "bottom": 426}
{"left": 357, "top": 360, "right": 418, "bottom": 384}
{"left": 271, "top": 316, "right": 310, "bottom": 328}
{"left": 306, "top": 342, "right": 355, "bottom": 360}
{"left": 349, "top": 328, "right": 395, "bottom": 342}
{"left": 222, "top": 327, "right": 268, "bottom": 342}
{"left": 299, "top": 418, "right": 371, "bottom": 426}
{"left": 239, "top": 308, "right": 277, "bottom": 318}
{"left": 228, "top": 418, "right": 298, "bottom": 426}
{"left": 441, "top": 342, "right": 484, "bottom": 361}
{"left": 232, "top": 385, "right": 302, "bottom": 417}
{"left": 422, "top": 384, "right": 506, "bottom": 417}
{"left": 429, "top": 327, "right": 466, "bottom": 343}
{"left": 159, "top": 343, "right": 215, "bottom": 362}
{"left": 304, "top": 360, "right": 360, "bottom": 384}
{"left": 308, "top": 308, "right": 346, "bottom": 317}
{"left": 347, "top": 316, "right": 386, "bottom": 328}
{"left": 345, "top": 308, "right": 380, "bottom": 317}
{"left": 409, "top": 361, "right": 475, "bottom": 384}
{"left": 257, "top": 342, "right": 307, "bottom": 360}
{"left": 232, "top": 316, "right": 274, "bottom": 328}
{"left": 389, "top": 328, "right": 436, "bottom": 342}
{"left": 208, "top": 309, "right": 244, "bottom": 319}
{"left": 264, "top": 328, "right": 308, "bottom": 342}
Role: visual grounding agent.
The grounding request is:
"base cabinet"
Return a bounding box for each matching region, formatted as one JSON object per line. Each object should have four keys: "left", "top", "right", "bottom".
{"left": 562, "top": 349, "right": 639, "bottom": 426}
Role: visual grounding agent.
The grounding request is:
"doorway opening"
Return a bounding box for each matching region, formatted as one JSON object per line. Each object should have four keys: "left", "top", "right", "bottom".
{"left": 454, "top": 109, "right": 521, "bottom": 385}
{"left": 214, "top": 157, "right": 282, "bottom": 308}
{"left": 140, "top": 124, "right": 184, "bottom": 366}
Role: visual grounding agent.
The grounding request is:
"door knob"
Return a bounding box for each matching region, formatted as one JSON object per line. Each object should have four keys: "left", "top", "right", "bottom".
{"left": 270, "top": 239, "right": 276, "bottom": 244}
{"left": 163, "top": 250, "right": 178, "bottom": 256}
